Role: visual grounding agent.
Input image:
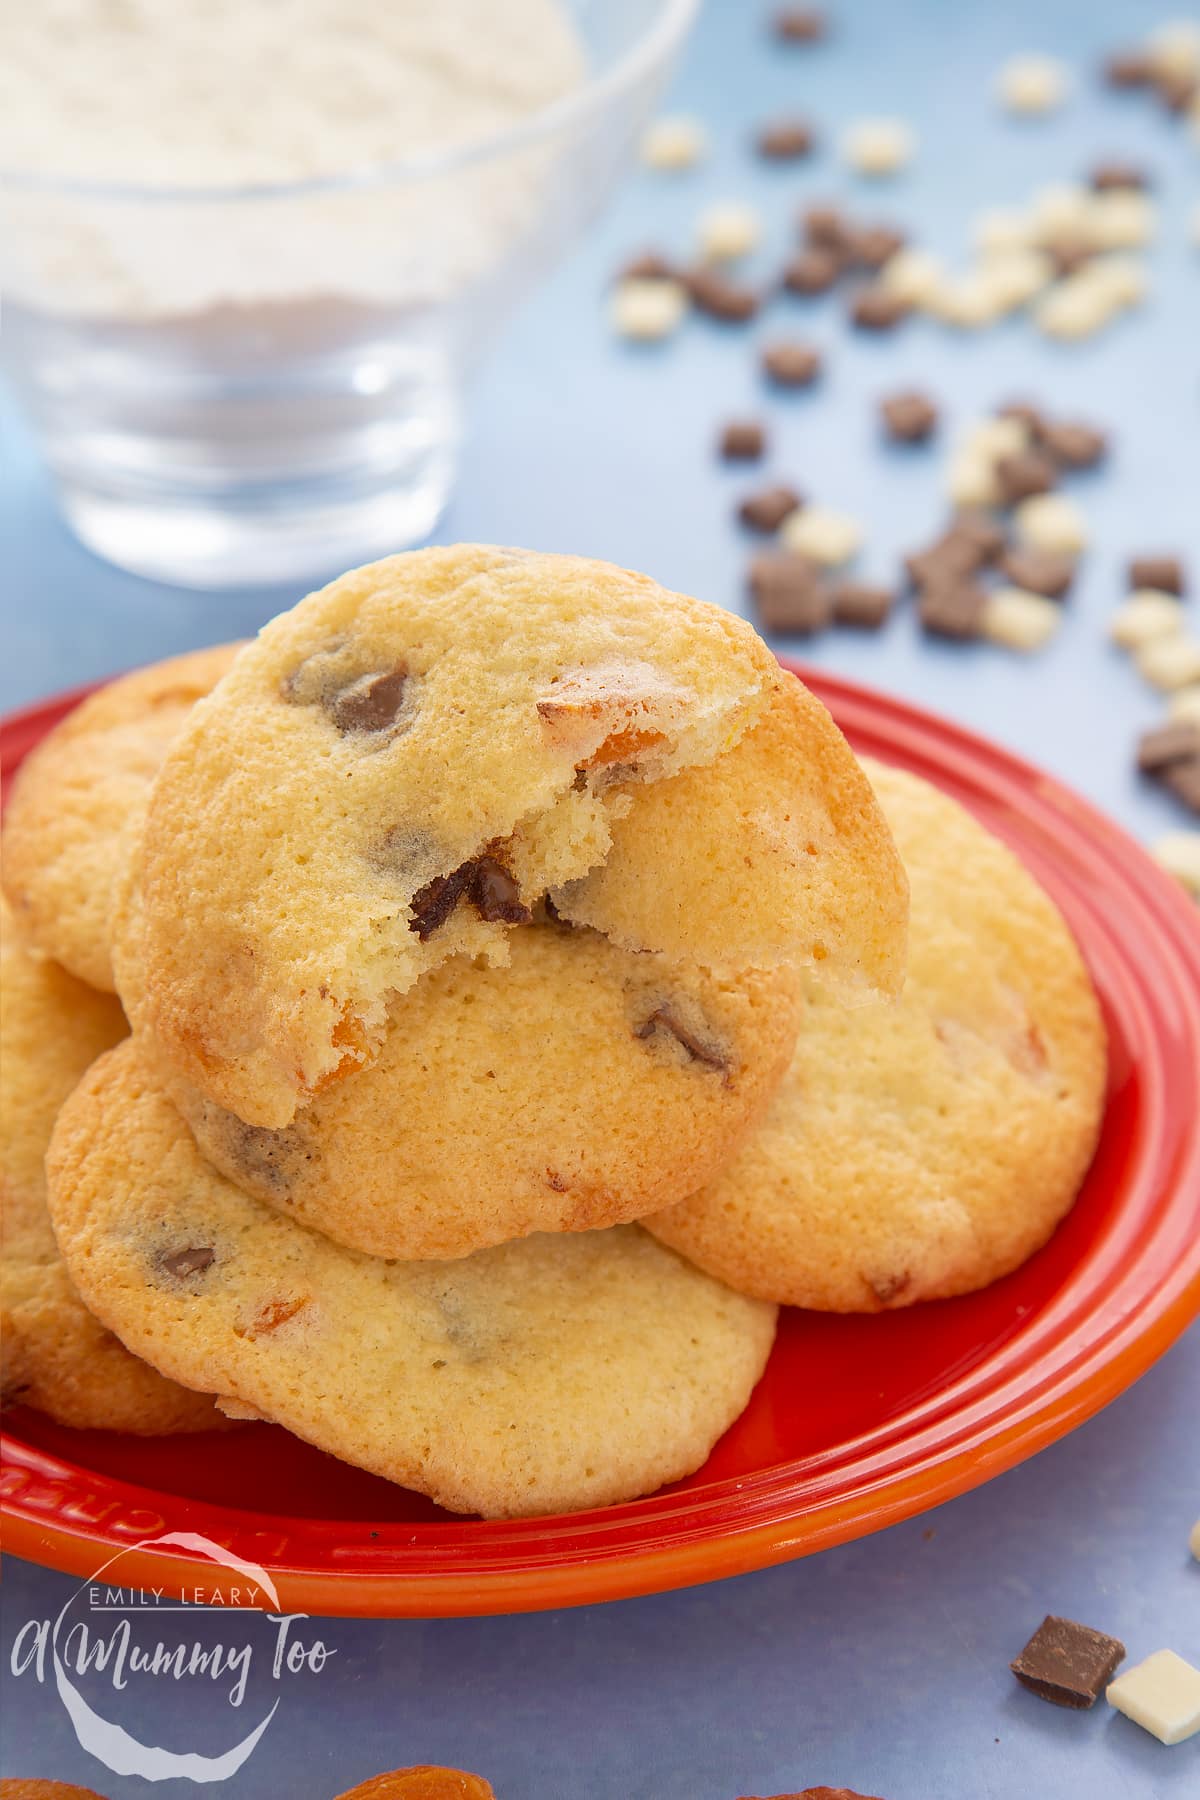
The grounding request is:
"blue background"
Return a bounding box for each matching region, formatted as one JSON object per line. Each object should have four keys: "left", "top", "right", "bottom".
{"left": 2, "top": 1, "right": 1198, "bottom": 1795}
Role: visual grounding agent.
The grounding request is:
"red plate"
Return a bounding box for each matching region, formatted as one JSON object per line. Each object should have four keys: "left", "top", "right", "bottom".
{"left": 3, "top": 664, "right": 1199, "bottom": 1617}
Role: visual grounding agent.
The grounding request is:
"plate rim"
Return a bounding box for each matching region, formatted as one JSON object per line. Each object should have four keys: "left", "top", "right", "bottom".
{"left": 3, "top": 659, "right": 1199, "bottom": 1617}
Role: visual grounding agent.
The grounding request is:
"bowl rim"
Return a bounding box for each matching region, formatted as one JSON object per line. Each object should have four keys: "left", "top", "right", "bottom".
{"left": 0, "top": 0, "right": 699, "bottom": 205}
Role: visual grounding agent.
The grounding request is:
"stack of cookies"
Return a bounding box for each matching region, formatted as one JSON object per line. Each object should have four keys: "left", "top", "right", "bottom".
{"left": 1, "top": 546, "right": 1106, "bottom": 1519}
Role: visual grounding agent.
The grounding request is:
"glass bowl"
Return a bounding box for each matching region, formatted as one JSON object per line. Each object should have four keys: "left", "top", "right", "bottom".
{"left": 0, "top": 0, "right": 698, "bottom": 588}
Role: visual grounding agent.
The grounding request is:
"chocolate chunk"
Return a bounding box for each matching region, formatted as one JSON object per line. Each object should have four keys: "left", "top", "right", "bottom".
{"left": 1129, "top": 555, "right": 1185, "bottom": 595}
{"left": 1153, "top": 68, "right": 1197, "bottom": 113}
{"left": 634, "top": 1005, "right": 729, "bottom": 1075}
{"left": 1038, "top": 419, "right": 1108, "bottom": 469}
{"left": 996, "top": 449, "right": 1059, "bottom": 505}
{"left": 905, "top": 519, "right": 1002, "bottom": 590}
{"left": 719, "top": 420, "right": 767, "bottom": 460}
{"left": 326, "top": 666, "right": 410, "bottom": 735}
{"left": 761, "top": 341, "right": 822, "bottom": 387}
{"left": 781, "top": 247, "right": 842, "bottom": 296}
{"left": 849, "top": 224, "right": 907, "bottom": 269}
{"left": 757, "top": 118, "right": 815, "bottom": 159}
{"left": 773, "top": 7, "right": 827, "bottom": 42}
{"left": 1011, "top": 1614, "right": 1126, "bottom": 1709}
{"left": 1105, "top": 50, "right": 1153, "bottom": 88}
{"left": 802, "top": 203, "right": 850, "bottom": 250}
{"left": 881, "top": 390, "right": 938, "bottom": 443}
{"left": 830, "top": 581, "right": 894, "bottom": 629}
{"left": 739, "top": 485, "right": 804, "bottom": 532}
{"left": 748, "top": 555, "right": 831, "bottom": 634}
{"left": 156, "top": 1245, "right": 216, "bottom": 1280}
{"left": 1138, "top": 722, "right": 1200, "bottom": 772}
{"left": 997, "top": 399, "right": 1045, "bottom": 436}
{"left": 686, "top": 267, "right": 759, "bottom": 321}
{"left": 408, "top": 862, "right": 476, "bottom": 940}
{"left": 1090, "top": 160, "right": 1149, "bottom": 191}
{"left": 918, "top": 582, "right": 988, "bottom": 640}
{"left": 849, "top": 284, "right": 911, "bottom": 330}
{"left": 1163, "top": 759, "right": 1200, "bottom": 814}
{"left": 471, "top": 855, "right": 531, "bottom": 925}
{"left": 947, "top": 513, "right": 1008, "bottom": 564}
{"left": 619, "top": 249, "right": 677, "bottom": 282}
{"left": 1000, "top": 547, "right": 1076, "bottom": 599}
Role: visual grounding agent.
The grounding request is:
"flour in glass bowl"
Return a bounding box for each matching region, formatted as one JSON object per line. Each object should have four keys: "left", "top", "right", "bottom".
{"left": 0, "top": 0, "right": 587, "bottom": 318}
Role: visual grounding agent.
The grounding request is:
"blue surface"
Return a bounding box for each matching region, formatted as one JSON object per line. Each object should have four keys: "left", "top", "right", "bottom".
{"left": 2, "top": 1, "right": 1199, "bottom": 1795}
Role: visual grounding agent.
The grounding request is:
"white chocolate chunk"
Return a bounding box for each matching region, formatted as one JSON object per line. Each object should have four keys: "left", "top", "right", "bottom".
{"left": 697, "top": 202, "right": 761, "bottom": 261}
{"left": 1013, "top": 494, "right": 1088, "bottom": 555}
{"left": 640, "top": 115, "right": 707, "bottom": 170}
{"left": 1082, "top": 255, "right": 1149, "bottom": 309}
{"left": 1137, "top": 636, "right": 1200, "bottom": 692}
{"left": 1147, "top": 19, "right": 1200, "bottom": 81}
{"left": 1153, "top": 834, "right": 1200, "bottom": 898}
{"left": 1168, "top": 686, "right": 1200, "bottom": 726}
{"left": 780, "top": 505, "right": 862, "bottom": 567}
{"left": 1030, "top": 182, "right": 1094, "bottom": 243}
{"left": 980, "top": 248, "right": 1055, "bottom": 309}
{"left": 1088, "top": 191, "right": 1156, "bottom": 250}
{"left": 962, "top": 416, "right": 1030, "bottom": 460}
{"left": 928, "top": 272, "right": 1006, "bottom": 328}
{"left": 998, "top": 54, "right": 1070, "bottom": 114}
{"left": 841, "top": 117, "right": 915, "bottom": 176}
{"left": 1035, "top": 277, "right": 1117, "bottom": 340}
{"left": 946, "top": 451, "right": 1001, "bottom": 509}
{"left": 879, "top": 247, "right": 944, "bottom": 305}
{"left": 983, "top": 587, "right": 1062, "bottom": 651}
{"left": 973, "top": 209, "right": 1035, "bottom": 256}
{"left": 1107, "top": 1649, "right": 1200, "bottom": 1745}
{"left": 610, "top": 278, "right": 688, "bottom": 341}
{"left": 1109, "top": 591, "right": 1186, "bottom": 649}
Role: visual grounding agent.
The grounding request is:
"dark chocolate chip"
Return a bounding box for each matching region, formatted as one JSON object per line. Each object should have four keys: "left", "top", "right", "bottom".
{"left": 409, "top": 855, "right": 530, "bottom": 938}
{"left": 947, "top": 513, "right": 1008, "bottom": 564}
{"left": 214, "top": 1114, "right": 307, "bottom": 1194}
{"left": 781, "top": 247, "right": 843, "bottom": 295}
{"left": 906, "top": 519, "right": 1002, "bottom": 589}
{"left": 1000, "top": 548, "right": 1076, "bottom": 599}
{"left": 719, "top": 420, "right": 767, "bottom": 460}
{"left": 773, "top": 7, "right": 827, "bottom": 43}
{"left": 881, "top": 390, "right": 938, "bottom": 443}
{"left": 156, "top": 1245, "right": 216, "bottom": 1280}
{"left": 997, "top": 400, "right": 1046, "bottom": 437}
{"left": 761, "top": 341, "right": 822, "bottom": 387}
{"left": 1037, "top": 419, "right": 1108, "bottom": 468}
{"left": 739, "top": 485, "right": 804, "bottom": 532}
{"left": 408, "top": 862, "right": 476, "bottom": 940}
{"left": 1153, "top": 68, "right": 1197, "bottom": 112}
{"left": 1090, "top": 160, "right": 1150, "bottom": 191}
{"left": 996, "top": 449, "right": 1059, "bottom": 505}
{"left": 1137, "top": 722, "right": 1200, "bottom": 772}
{"left": 634, "top": 1005, "right": 729, "bottom": 1075}
{"left": 849, "top": 284, "right": 911, "bottom": 331}
{"left": 1129, "top": 555, "right": 1185, "bottom": 595}
{"left": 918, "top": 582, "right": 988, "bottom": 641}
{"left": 802, "top": 203, "right": 850, "bottom": 250}
{"left": 1105, "top": 50, "right": 1153, "bottom": 87}
{"left": 686, "top": 267, "right": 759, "bottom": 322}
{"left": 326, "top": 666, "right": 410, "bottom": 735}
{"left": 1162, "top": 759, "right": 1200, "bottom": 814}
{"left": 619, "top": 250, "right": 677, "bottom": 282}
{"left": 748, "top": 555, "right": 832, "bottom": 634}
{"left": 1010, "top": 1615, "right": 1126, "bottom": 1709}
{"left": 471, "top": 856, "right": 531, "bottom": 925}
{"left": 830, "top": 581, "right": 894, "bottom": 630}
{"left": 757, "top": 118, "right": 816, "bottom": 159}
{"left": 849, "top": 224, "right": 907, "bottom": 269}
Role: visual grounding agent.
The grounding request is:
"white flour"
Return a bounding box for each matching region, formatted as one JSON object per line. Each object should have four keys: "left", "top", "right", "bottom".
{"left": 0, "top": 0, "right": 586, "bottom": 317}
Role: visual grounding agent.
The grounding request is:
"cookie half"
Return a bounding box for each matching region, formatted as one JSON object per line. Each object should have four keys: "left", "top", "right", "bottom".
{"left": 646, "top": 763, "right": 1107, "bottom": 1310}
{"left": 127, "top": 547, "right": 906, "bottom": 1125}
{"left": 0, "top": 897, "right": 222, "bottom": 1431}
{"left": 46, "top": 1041, "right": 778, "bottom": 1518}
{"left": 2, "top": 643, "right": 243, "bottom": 990}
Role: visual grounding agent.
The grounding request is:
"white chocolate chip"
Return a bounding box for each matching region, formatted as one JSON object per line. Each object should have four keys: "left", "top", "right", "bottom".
{"left": 840, "top": 117, "right": 915, "bottom": 176}
{"left": 1109, "top": 591, "right": 1186, "bottom": 649}
{"left": 1012, "top": 493, "right": 1088, "bottom": 555}
{"left": 1167, "top": 685, "right": 1200, "bottom": 726}
{"left": 780, "top": 505, "right": 862, "bottom": 567}
{"left": 997, "top": 54, "right": 1070, "bottom": 115}
{"left": 962, "top": 416, "right": 1030, "bottom": 460}
{"left": 983, "top": 587, "right": 1062, "bottom": 651}
{"left": 696, "top": 202, "right": 761, "bottom": 261}
{"left": 640, "top": 115, "right": 707, "bottom": 170}
{"left": 1136, "top": 635, "right": 1200, "bottom": 692}
{"left": 1081, "top": 255, "right": 1149, "bottom": 309}
{"left": 1107, "top": 1649, "right": 1200, "bottom": 1746}
{"left": 1146, "top": 19, "right": 1200, "bottom": 82}
{"left": 928, "top": 271, "right": 1006, "bottom": 329}
{"left": 978, "top": 247, "right": 1055, "bottom": 309}
{"left": 946, "top": 450, "right": 1002, "bottom": 508}
{"left": 1034, "top": 277, "right": 1117, "bottom": 340}
{"left": 879, "top": 247, "right": 945, "bottom": 305}
{"left": 1030, "top": 182, "right": 1094, "bottom": 243}
{"left": 1087, "top": 190, "right": 1156, "bottom": 250}
{"left": 1153, "top": 833, "right": 1200, "bottom": 898}
{"left": 610, "top": 277, "right": 689, "bottom": 341}
{"left": 973, "top": 209, "right": 1035, "bottom": 256}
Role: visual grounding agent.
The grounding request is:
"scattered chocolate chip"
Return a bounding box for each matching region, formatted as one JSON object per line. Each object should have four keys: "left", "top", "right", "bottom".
{"left": 618, "top": 249, "right": 677, "bottom": 282}
{"left": 739, "top": 484, "right": 804, "bottom": 532}
{"left": 773, "top": 7, "right": 827, "bottom": 43}
{"left": 849, "top": 284, "right": 911, "bottom": 331}
{"left": 748, "top": 554, "right": 831, "bottom": 634}
{"left": 761, "top": 340, "right": 822, "bottom": 386}
{"left": 781, "top": 247, "right": 842, "bottom": 296}
{"left": 156, "top": 1245, "right": 216, "bottom": 1280}
{"left": 996, "top": 449, "right": 1059, "bottom": 505}
{"left": 409, "top": 855, "right": 531, "bottom": 938}
{"left": 1138, "top": 722, "right": 1200, "bottom": 772}
{"left": 868, "top": 1270, "right": 912, "bottom": 1305}
{"left": 1163, "top": 759, "right": 1200, "bottom": 814}
{"left": 471, "top": 855, "right": 531, "bottom": 925}
{"left": 830, "top": 580, "right": 894, "bottom": 629}
{"left": 918, "top": 582, "right": 988, "bottom": 640}
{"left": 719, "top": 420, "right": 767, "bottom": 460}
{"left": 802, "top": 203, "right": 850, "bottom": 250}
{"left": 1000, "top": 547, "right": 1076, "bottom": 599}
{"left": 634, "top": 1005, "right": 729, "bottom": 1075}
{"left": 1037, "top": 419, "right": 1108, "bottom": 469}
{"left": 849, "top": 223, "right": 907, "bottom": 269}
{"left": 686, "top": 267, "right": 759, "bottom": 321}
{"left": 1045, "top": 238, "right": 1094, "bottom": 280}
{"left": 408, "top": 862, "right": 476, "bottom": 940}
{"left": 1090, "top": 160, "right": 1149, "bottom": 191}
{"left": 881, "top": 390, "right": 938, "bottom": 443}
{"left": 1011, "top": 1615, "right": 1126, "bottom": 1709}
{"left": 947, "top": 513, "right": 1008, "bottom": 564}
{"left": 215, "top": 1113, "right": 306, "bottom": 1193}
{"left": 1129, "top": 555, "right": 1185, "bottom": 595}
{"left": 326, "top": 666, "right": 410, "bottom": 735}
{"left": 1104, "top": 50, "right": 1153, "bottom": 88}
{"left": 757, "top": 118, "right": 816, "bottom": 159}
{"left": 906, "top": 519, "right": 1002, "bottom": 589}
